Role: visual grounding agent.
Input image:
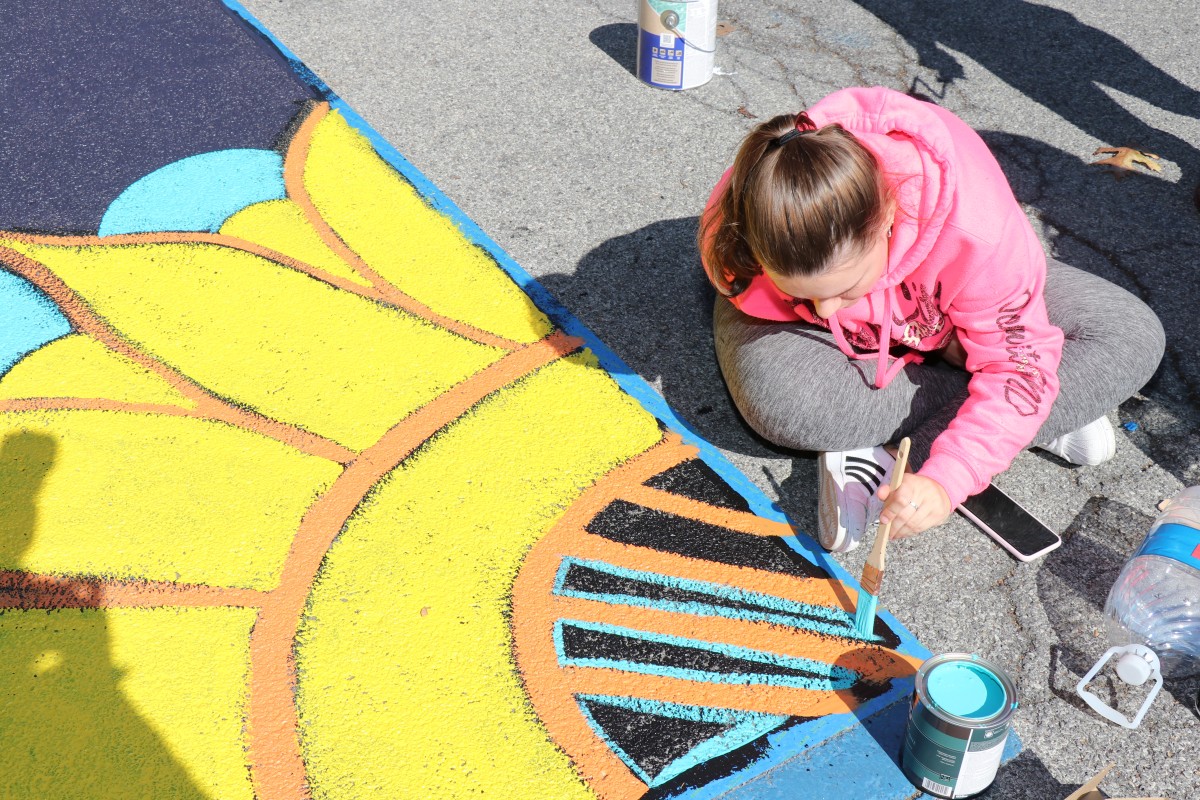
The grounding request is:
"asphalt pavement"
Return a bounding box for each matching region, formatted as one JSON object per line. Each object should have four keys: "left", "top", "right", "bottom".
{"left": 238, "top": 1, "right": 1200, "bottom": 796}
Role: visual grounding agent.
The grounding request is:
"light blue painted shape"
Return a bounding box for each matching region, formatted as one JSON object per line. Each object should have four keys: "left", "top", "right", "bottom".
{"left": 576, "top": 694, "right": 786, "bottom": 787}
{"left": 0, "top": 270, "right": 72, "bottom": 377}
{"left": 926, "top": 661, "right": 1009, "bottom": 719}
{"left": 553, "top": 556, "right": 864, "bottom": 639}
{"left": 98, "top": 149, "right": 285, "bottom": 235}
{"left": 217, "top": 4, "right": 1018, "bottom": 797}
{"left": 554, "top": 619, "right": 858, "bottom": 691}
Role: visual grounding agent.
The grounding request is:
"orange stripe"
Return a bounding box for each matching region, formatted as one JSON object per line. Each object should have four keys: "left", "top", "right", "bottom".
{"left": 0, "top": 398, "right": 197, "bottom": 415}
{"left": 548, "top": 595, "right": 921, "bottom": 680}
{"left": 281, "top": 102, "right": 520, "bottom": 350}
{"left": 561, "top": 666, "right": 863, "bottom": 718}
{"left": 0, "top": 244, "right": 357, "bottom": 465}
{"left": 246, "top": 329, "right": 581, "bottom": 800}
{"left": 557, "top": 526, "right": 859, "bottom": 611}
{"left": 617, "top": 482, "right": 796, "bottom": 537}
{"left": 0, "top": 570, "right": 266, "bottom": 609}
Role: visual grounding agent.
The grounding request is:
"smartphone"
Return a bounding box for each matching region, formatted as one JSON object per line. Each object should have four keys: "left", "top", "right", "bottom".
{"left": 957, "top": 484, "right": 1062, "bottom": 562}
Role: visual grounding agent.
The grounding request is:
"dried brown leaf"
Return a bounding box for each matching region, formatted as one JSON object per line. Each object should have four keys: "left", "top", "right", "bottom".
{"left": 1091, "top": 146, "right": 1163, "bottom": 174}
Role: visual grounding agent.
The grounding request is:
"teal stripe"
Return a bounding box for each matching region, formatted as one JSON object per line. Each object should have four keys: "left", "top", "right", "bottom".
{"left": 554, "top": 619, "right": 858, "bottom": 691}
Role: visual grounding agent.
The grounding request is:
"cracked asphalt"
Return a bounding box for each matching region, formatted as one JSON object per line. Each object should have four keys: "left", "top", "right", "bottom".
{"left": 239, "top": 0, "right": 1200, "bottom": 796}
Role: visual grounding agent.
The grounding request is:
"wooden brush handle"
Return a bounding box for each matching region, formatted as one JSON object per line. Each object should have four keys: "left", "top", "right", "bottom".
{"left": 864, "top": 437, "right": 911, "bottom": 576}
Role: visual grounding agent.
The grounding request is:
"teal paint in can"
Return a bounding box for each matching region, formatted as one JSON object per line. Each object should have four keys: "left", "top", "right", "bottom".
{"left": 901, "top": 653, "right": 1017, "bottom": 798}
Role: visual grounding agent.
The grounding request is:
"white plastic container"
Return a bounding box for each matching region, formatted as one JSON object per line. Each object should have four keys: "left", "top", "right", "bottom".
{"left": 1077, "top": 486, "right": 1200, "bottom": 728}
{"left": 636, "top": 0, "right": 717, "bottom": 90}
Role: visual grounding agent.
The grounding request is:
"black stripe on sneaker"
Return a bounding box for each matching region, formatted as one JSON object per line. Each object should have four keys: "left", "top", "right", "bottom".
{"left": 844, "top": 457, "right": 885, "bottom": 490}
{"left": 845, "top": 465, "right": 883, "bottom": 490}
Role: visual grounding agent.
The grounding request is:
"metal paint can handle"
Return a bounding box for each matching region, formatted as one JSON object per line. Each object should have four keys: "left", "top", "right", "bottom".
{"left": 1076, "top": 645, "right": 1163, "bottom": 729}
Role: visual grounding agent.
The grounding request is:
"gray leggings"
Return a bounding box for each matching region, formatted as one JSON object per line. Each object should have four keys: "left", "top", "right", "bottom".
{"left": 713, "top": 259, "right": 1165, "bottom": 469}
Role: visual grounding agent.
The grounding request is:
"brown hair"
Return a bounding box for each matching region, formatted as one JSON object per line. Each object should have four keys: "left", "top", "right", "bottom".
{"left": 700, "top": 112, "right": 893, "bottom": 296}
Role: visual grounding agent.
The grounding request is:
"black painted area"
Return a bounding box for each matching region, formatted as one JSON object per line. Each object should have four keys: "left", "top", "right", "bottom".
{"left": 561, "top": 624, "right": 830, "bottom": 681}
{"left": 643, "top": 459, "right": 751, "bottom": 513}
{"left": 645, "top": 720, "right": 806, "bottom": 800}
{"left": 0, "top": 0, "right": 317, "bottom": 234}
{"left": 581, "top": 700, "right": 734, "bottom": 782}
{"left": 564, "top": 560, "right": 773, "bottom": 611}
{"left": 562, "top": 561, "right": 859, "bottom": 634}
{"left": 585, "top": 500, "right": 825, "bottom": 578}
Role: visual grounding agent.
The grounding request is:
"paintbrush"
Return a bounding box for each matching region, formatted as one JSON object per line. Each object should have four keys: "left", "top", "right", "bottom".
{"left": 853, "top": 436, "right": 911, "bottom": 640}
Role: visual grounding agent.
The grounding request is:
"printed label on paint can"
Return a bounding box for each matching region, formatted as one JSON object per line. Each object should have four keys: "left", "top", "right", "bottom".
{"left": 901, "top": 654, "right": 1017, "bottom": 799}
{"left": 636, "top": 0, "right": 718, "bottom": 91}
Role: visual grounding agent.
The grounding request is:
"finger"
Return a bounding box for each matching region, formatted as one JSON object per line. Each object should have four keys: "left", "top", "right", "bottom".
{"left": 879, "top": 485, "right": 917, "bottom": 526}
{"left": 889, "top": 508, "right": 928, "bottom": 540}
{"left": 886, "top": 490, "right": 929, "bottom": 538}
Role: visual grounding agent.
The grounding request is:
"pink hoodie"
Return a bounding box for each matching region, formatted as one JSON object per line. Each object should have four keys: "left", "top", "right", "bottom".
{"left": 702, "top": 87, "right": 1063, "bottom": 506}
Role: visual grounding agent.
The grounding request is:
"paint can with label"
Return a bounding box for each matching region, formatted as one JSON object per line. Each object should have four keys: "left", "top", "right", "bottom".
{"left": 636, "top": 0, "right": 717, "bottom": 91}
{"left": 901, "top": 653, "right": 1017, "bottom": 799}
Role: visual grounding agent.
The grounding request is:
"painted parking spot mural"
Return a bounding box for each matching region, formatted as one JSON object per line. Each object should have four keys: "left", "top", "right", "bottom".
{"left": 0, "top": 4, "right": 929, "bottom": 800}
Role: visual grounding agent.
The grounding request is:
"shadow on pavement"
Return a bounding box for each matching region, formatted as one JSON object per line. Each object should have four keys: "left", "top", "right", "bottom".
{"left": 589, "top": 22, "right": 639, "bottom": 78}
{"left": 547, "top": 216, "right": 787, "bottom": 458}
{"left": 855, "top": 0, "right": 1200, "bottom": 195}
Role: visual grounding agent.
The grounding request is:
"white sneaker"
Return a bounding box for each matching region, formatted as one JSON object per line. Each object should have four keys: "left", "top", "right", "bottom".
{"left": 817, "top": 445, "right": 895, "bottom": 553}
{"left": 1040, "top": 416, "right": 1116, "bottom": 466}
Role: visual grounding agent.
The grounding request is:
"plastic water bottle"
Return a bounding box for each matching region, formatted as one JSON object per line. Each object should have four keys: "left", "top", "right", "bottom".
{"left": 1077, "top": 486, "right": 1200, "bottom": 728}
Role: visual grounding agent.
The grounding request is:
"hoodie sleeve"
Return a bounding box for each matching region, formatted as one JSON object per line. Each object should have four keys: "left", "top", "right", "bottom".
{"left": 916, "top": 213, "right": 1064, "bottom": 507}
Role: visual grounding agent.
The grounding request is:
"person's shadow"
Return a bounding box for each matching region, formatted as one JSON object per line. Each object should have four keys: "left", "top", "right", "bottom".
{"left": 540, "top": 216, "right": 788, "bottom": 459}
{"left": 0, "top": 430, "right": 208, "bottom": 799}
{"left": 851, "top": 0, "right": 1200, "bottom": 205}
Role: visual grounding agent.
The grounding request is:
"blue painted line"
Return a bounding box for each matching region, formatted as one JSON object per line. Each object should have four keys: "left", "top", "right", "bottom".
{"left": 554, "top": 619, "right": 859, "bottom": 690}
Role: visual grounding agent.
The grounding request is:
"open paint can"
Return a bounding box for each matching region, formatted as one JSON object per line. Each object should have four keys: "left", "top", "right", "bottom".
{"left": 636, "top": 0, "right": 717, "bottom": 90}
{"left": 901, "top": 653, "right": 1017, "bottom": 798}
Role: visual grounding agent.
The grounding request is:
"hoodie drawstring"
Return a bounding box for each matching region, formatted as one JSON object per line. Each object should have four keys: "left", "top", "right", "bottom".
{"left": 827, "top": 287, "right": 923, "bottom": 388}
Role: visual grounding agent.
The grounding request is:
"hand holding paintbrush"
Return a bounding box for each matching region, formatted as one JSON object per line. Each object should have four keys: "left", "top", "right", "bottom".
{"left": 853, "top": 437, "right": 911, "bottom": 639}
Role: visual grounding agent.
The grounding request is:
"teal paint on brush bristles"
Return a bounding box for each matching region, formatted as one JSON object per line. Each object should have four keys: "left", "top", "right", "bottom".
{"left": 853, "top": 590, "right": 879, "bottom": 639}
{"left": 852, "top": 437, "right": 910, "bottom": 643}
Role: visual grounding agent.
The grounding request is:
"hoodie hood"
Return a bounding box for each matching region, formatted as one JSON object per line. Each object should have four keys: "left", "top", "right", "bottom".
{"left": 807, "top": 87, "right": 958, "bottom": 292}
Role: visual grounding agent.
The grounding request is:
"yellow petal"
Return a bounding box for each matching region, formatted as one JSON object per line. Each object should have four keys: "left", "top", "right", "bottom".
{"left": 0, "top": 333, "right": 194, "bottom": 408}
{"left": 3, "top": 239, "right": 504, "bottom": 451}
{"left": 300, "top": 109, "right": 551, "bottom": 344}
{"left": 220, "top": 198, "right": 373, "bottom": 288}
{"left": 0, "top": 410, "right": 341, "bottom": 589}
